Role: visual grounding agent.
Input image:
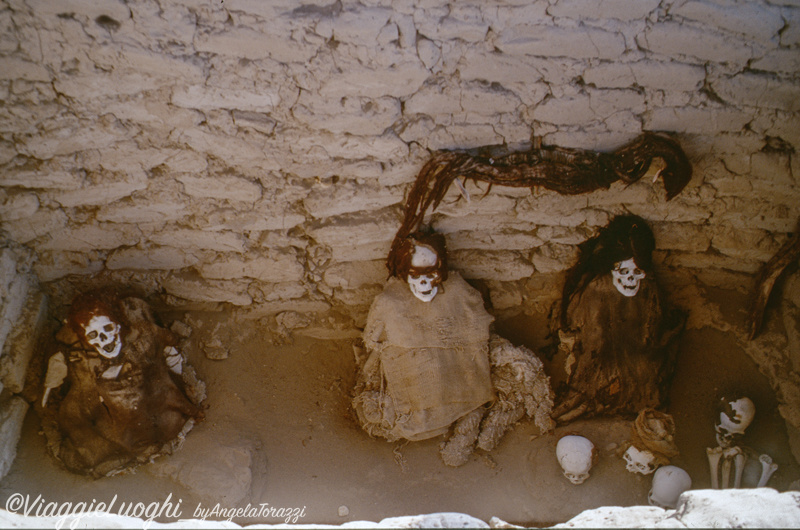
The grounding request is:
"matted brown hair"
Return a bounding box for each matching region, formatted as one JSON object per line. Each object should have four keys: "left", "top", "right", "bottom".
{"left": 389, "top": 231, "right": 448, "bottom": 283}
{"left": 66, "top": 288, "right": 127, "bottom": 344}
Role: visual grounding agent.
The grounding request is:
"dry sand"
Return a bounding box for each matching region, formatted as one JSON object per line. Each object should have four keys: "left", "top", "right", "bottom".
{"left": 2, "top": 293, "right": 798, "bottom": 527}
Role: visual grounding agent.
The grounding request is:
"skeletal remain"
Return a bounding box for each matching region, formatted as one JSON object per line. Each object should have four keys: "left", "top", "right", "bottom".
{"left": 407, "top": 245, "right": 440, "bottom": 302}
{"left": 716, "top": 396, "right": 755, "bottom": 448}
{"left": 556, "top": 435, "right": 595, "bottom": 485}
{"left": 721, "top": 447, "right": 742, "bottom": 488}
{"left": 623, "top": 444, "right": 658, "bottom": 475}
{"left": 708, "top": 445, "right": 747, "bottom": 489}
{"left": 611, "top": 258, "right": 646, "bottom": 297}
{"left": 649, "top": 465, "right": 692, "bottom": 509}
{"left": 101, "top": 364, "right": 123, "bottom": 379}
{"left": 164, "top": 346, "right": 184, "bottom": 375}
{"left": 733, "top": 451, "right": 746, "bottom": 488}
{"left": 81, "top": 315, "right": 122, "bottom": 358}
{"left": 42, "top": 352, "right": 68, "bottom": 407}
{"left": 707, "top": 446, "right": 723, "bottom": 489}
{"left": 757, "top": 454, "right": 778, "bottom": 487}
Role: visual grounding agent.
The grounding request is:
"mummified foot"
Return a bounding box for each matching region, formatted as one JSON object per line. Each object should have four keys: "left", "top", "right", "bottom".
{"left": 440, "top": 408, "right": 484, "bottom": 467}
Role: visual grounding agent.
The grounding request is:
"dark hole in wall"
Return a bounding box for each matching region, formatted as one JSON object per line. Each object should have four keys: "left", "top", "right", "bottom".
{"left": 95, "top": 15, "right": 121, "bottom": 32}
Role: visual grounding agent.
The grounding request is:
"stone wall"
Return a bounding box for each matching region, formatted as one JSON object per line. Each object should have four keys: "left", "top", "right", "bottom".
{"left": 0, "top": 244, "right": 41, "bottom": 480}
{"left": 0, "top": 3, "right": 798, "bottom": 324}
{"left": 1, "top": 0, "right": 798, "bottom": 319}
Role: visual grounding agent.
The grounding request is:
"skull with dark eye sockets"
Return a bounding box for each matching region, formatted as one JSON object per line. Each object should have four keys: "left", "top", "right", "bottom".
{"left": 81, "top": 315, "right": 122, "bottom": 358}
{"left": 611, "top": 258, "right": 646, "bottom": 297}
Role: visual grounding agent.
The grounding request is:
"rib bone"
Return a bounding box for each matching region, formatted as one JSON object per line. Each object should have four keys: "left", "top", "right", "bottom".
{"left": 757, "top": 454, "right": 778, "bottom": 487}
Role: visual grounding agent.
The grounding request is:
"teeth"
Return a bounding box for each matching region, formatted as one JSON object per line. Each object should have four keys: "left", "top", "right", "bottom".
{"left": 104, "top": 343, "right": 116, "bottom": 352}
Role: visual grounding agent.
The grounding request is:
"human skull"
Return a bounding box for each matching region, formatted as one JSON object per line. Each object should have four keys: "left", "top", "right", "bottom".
{"left": 611, "top": 258, "right": 646, "bottom": 297}
{"left": 407, "top": 245, "right": 440, "bottom": 302}
{"left": 715, "top": 396, "right": 755, "bottom": 448}
{"left": 623, "top": 445, "right": 658, "bottom": 475}
{"left": 556, "top": 435, "right": 595, "bottom": 485}
{"left": 648, "top": 465, "right": 691, "bottom": 509}
{"left": 81, "top": 315, "right": 122, "bottom": 358}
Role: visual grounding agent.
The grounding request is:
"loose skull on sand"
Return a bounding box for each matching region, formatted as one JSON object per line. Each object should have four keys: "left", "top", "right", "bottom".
{"left": 649, "top": 465, "right": 692, "bottom": 509}
{"left": 624, "top": 445, "right": 659, "bottom": 475}
{"left": 556, "top": 435, "right": 596, "bottom": 485}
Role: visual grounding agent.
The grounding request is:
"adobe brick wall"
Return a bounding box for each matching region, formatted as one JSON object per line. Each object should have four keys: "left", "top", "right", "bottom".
{"left": 0, "top": 0, "right": 799, "bottom": 401}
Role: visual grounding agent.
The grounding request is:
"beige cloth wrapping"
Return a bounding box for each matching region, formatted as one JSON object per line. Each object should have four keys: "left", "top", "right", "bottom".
{"left": 353, "top": 272, "right": 495, "bottom": 442}
{"left": 629, "top": 408, "right": 679, "bottom": 466}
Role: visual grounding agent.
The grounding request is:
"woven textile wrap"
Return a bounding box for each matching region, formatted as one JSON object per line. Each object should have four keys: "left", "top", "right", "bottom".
{"left": 354, "top": 272, "right": 494, "bottom": 442}
{"left": 629, "top": 408, "right": 679, "bottom": 467}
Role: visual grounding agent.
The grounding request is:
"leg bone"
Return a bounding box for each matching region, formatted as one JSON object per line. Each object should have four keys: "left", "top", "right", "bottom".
{"left": 757, "top": 454, "right": 779, "bottom": 487}
{"left": 733, "top": 452, "right": 746, "bottom": 488}
{"left": 720, "top": 455, "right": 732, "bottom": 489}
{"left": 721, "top": 447, "right": 743, "bottom": 489}
{"left": 707, "top": 447, "right": 723, "bottom": 489}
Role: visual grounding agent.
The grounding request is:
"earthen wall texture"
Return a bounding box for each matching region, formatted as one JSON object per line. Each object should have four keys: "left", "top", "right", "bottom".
{"left": 0, "top": 0, "right": 798, "bottom": 323}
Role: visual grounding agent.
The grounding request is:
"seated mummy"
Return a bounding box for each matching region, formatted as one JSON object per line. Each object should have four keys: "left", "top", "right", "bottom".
{"left": 553, "top": 215, "right": 685, "bottom": 422}
{"left": 353, "top": 232, "right": 553, "bottom": 466}
{"left": 38, "top": 289, "right": 205, "bottom": 478}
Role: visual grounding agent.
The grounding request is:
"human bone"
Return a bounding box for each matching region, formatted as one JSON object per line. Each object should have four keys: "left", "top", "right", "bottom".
{"left": 733, "top": 450, "right": 746, "bottom": 489}
{"left": 720, "top": 447, "right": 741, "bottom": 489}
{"left": 623, "top": 445, "right": 658, "bottom": 475}
{"left": 41, "top": 352, "right": 68, "bottom": 407}
{"left": 165, "top": 346, "right": 184, "bottom": 375}
{"left": 716, "top": 396, "right": 755, "bottom": 448}
{"left": 757, "top": 454, "right": 778, "bottom": 488}
{"left": 100, "top": 364, "right": 123, "bottom": 379}
{"left": 556, "top": 435, "right": 595, "bottom": 484}
{"left": 707, "top": 445, "right": 747, "bottom": 489}
{"left": 707, "top": 446, "right": 723, "bottom": 489}
{"left": 611, "top": 258, "right": 646, "bottom": 297}
{"left": 648, "top": 465, "right": 692, "bottom": 509}
{"left": 407, "top": 244, "right": 440, "bottom": 302}
{"left": 81, "top": 314, "right": 122, "bottom": 358}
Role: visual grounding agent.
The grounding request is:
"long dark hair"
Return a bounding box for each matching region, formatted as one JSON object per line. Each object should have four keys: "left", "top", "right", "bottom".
{"left": 560, "top": 215, "right": 655, "bottom": 325}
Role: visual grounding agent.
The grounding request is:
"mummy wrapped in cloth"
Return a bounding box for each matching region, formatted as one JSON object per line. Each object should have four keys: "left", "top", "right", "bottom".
{"left": 353, "top": 231, "right": 554, "bottom": 466}
{"left": 37, "top": 289, "right": 205, "bottom": 477}
{"left": 552, "top": 215, "right": 685, "bottom": 422}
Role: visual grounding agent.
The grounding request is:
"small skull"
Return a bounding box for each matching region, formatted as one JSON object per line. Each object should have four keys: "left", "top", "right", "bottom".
{"left": 611, "top": 258, "right": 646, "bottom": 297}
{"left": 407, "top": 245, "right": 441, "bottom": 302}
{"left": 648, "top": 465, "right": 692, "bottom": 509}
{"left": 81, "top": 315, "right": 122, "bottom": 359}
{"left": 556, "top": 435, "right": 595, "bottom": 485}
{"left": 715, "top": 396, "right": 755, "bottom": 448}
{"left": 623, "top": 445, "right": 658, "bottom": 475}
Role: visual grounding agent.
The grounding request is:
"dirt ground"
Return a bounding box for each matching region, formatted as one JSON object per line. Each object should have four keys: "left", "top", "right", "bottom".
{"left": 2, "top": 288, "right": 799, "bottom": 527}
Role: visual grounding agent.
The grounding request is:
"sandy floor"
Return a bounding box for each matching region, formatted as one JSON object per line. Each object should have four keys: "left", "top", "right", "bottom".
{"left": 2, "top": 291, "right": 799, "bottom": 527}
